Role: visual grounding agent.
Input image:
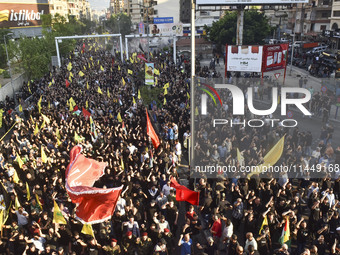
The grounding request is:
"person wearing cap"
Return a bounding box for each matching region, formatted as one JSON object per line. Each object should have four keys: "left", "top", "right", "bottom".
{"left": 102, "top": 238, "right": 121, "bottom": 255}
{"left": 136, "top": 232, "right": 153, "bottom": 255}
{"left": 121, "top": 231, "right": 137, "bottom": 255}
{"left": 160, "top": 228, "right": 175, "bottom": 254}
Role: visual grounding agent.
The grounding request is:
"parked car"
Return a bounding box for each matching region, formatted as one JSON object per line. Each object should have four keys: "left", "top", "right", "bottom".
{"left": 306, "top": 46, "right": 328, "bottom": 55}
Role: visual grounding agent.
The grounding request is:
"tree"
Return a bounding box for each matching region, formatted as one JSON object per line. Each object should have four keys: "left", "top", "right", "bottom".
{"left": 205, "top": 10, "right": 272, "bottom": 51}
{"left": 105, "top": 13, "right": 132, "bottom": 37}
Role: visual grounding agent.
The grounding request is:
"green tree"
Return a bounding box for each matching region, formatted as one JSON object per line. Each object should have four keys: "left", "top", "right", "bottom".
{"left": 0, "top": 29, "right": 12, "bottom": 69}
{"left": 105, "top": 13, "right": 132, "bottom": 37}
{"left": 205, "top": 10, "right": 272, "bottom": 50}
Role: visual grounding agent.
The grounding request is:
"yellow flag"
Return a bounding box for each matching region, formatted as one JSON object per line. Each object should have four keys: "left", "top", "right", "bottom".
{"left": 237, "top": 148, "right": 244, "bottom": 165}
{"left": 155, "top": 77, "right": 158, "bottom": 85}
{"left": 118, "top": 65, "right": 120, "bottom": 71}
{"left": 37, "top": 96, "right": 42, "bottom": 114}
{"left": 26, "top": 182, "right": 30, "bottom": 201}
{"left": 247, "top": 136, "right": 285, "bottom": 178}
{"left": 70, "top": 72, "right": 74, "bottom": 78}
{"left": 132, "top": 97, "right": 136, "bottom": 105}
{"left": 41, "top": 146, "right": 47, "bottom": 163}
{"left": 100, "top": 65, "right": 104, "bottom": 71}
{"left": 107, "top": 89, "right": 110, "bottom": 98}
{"left": 87, "top": 81, "right": 89, "bottom": 90}
{"left": 86, "top": 100, "right": 88, "bottom": 109}
{"left": 138, "top": 90, "right": 141, "bottom": 99}
{"left": 130, "top": 57, "right": 134, "bottom": 63}
{"left": 0, "top": 210, "right": 4, "bottom": 230}
{"left": 83, "top": 65, "right": 86, "bottom": 70}
{"left": 74, "top": 132, "right": 84, "bottom": 143}
{"left": 13, "top": 170, "right": 20, "bottom": 184}
{"left": 79, "top": 71, "right": 85, "bottom": 77}
{"left": 195, "top": 107, "right": 199, "bottom": 116}
{"left": 41, "top": 114, "right": 50, "bottom": 124}
{"left": 163, "top": 83, "right": 169, "bottom": 89}
{"left": 263, "top": 136, "right": 285, "bottom": 165}
{"left": 67, "top": 62, "right": 72, "bottom": 71}
{"left": 128, "top": 69, "right": 133, "bottom": 75}
{"left": 34, "top": 123, "right": 39, "bottom": 135}
{"left": 53, "top": 201, "right": 67, "bottom": 224}
{"left": 154, "top": 69, "right": 160, "bottom": 75}
{"left": 35, "top": 194, "right": 42, "bottom": 210}
{"left": 69, "top": 76, "right": 72, "bottom": 83}
{"left": 18, "top": 104, "right": 23, "bottom": 112}
{"left": 52, "top": 78, "right": 55, "bottom": 84}
{"left": 117, "top": 112, "right": 122, "bottom": 122}
{"left": 259, "top": 216, "right": 268, "bottom": 235}
{"left": 48, "top": 101, "right": 51, "bottom": 109}
{"left": 69, "top": 97, "right": 76, "bottom": 108}
{"left": 121, "top": 158, "right": 125, "bottom": 170}
{"left": 56, "top": 128, "right": 61, "bottom": 139}
{"left": 15, "top": 195, "right": 20, "bottom": 210}
{"left": 81, "top": 223, "right": 95, "bottom": 237}
{"left": 163, "top": 98, "right": 167, "bottom": 105}
{"left": 16, "top": 153, "right": 24, "bottom": 168}
{"left": 48, "top": 82, "right": 52, "bottom": 87}
{"left": 40, "top": 120, "right": 45, "bottom": 129}
{"left": 122, "top": 77, "right": 126, "bottom": 86}
{"left": 0, "top": 109, "right": 3, "bottom": 128}
{"left": 98, "top": 60, "right": 100, "bottom": 65}
{"left": 187, "top": 92, "right": 190, "bottom": 99}
{"left": 97, "top": 87, "right": 103, "bottom": 94}
{"left": 164, "top": 88, "right": 168, "bottom": 95}
{"left": 69, "top": 103, "right": 74, "bottom": 112}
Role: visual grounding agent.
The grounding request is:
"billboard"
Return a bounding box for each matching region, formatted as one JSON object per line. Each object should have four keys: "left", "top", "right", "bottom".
{"left": 226, "top": 45, "right": 263, "bottom": 72}
{"left": 145, "top": 63, "right": 155, "bottom": 85}
{"left": 197, "top": 0, "right": 308, "bottom": 5}
{"left": 0, "top": 3, "right": 49, "bottom": 28}
{"left": 153, "top": 17, "right": 173, "bottom": 24}
{"left": 149, "top": 23, "right": 183, "bottom": 36}
{"left": 262, "top": 44, "right": 288, "bottom": 72}
{"left": 138, "top": 22, "right": 144, "bottom": 34}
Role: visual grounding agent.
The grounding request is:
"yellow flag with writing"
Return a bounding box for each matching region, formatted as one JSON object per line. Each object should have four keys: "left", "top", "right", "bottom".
{"left": 53, "top": 201, "right": 67, "bottom": 224}
{"left": 81, "top": 223, "right": 95, "bottom": 237}
{"left": 128, "top": 69, "right": 133, "bottom": 75}
{"left": 117, "top": 112, "right": 122, "bottom": 122}
{"left": 97, "top": 87, "right": 103, "bottom": 94}
{"left": 16, "top": 153, "right": 24, "bottom": 168}
{"left": 122, "top": 77, "right": 126, "bottom": 86}
{"left": 41, "top": 146, "right": 47, "bottom": 163}
{"left": 79, "top": 71, "right": 85, "bottom": 77}
{"left": 26, "top": 182, "right": 30, "bottom": 201}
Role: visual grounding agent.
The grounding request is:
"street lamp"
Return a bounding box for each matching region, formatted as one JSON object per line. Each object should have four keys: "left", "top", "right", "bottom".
{"left": 3, "top": 32, "right": 17, "bottom": 106}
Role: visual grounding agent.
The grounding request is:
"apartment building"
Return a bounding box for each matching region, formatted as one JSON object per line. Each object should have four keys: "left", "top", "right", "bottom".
{"left": 49, "top": 0, "right": 92, "bottom": 20}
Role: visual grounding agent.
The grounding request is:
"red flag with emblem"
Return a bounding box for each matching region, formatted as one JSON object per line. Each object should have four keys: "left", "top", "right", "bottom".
{"left": 170, "top": 178, "right": 199, "bottom": 205}
{"left": 66, "top": 146, "right": 123, "bottom": 223}
{"left": 82, "top": 107, "right": 91, "bottom": 120}
{"left": 146, "top": 109, "right": 160, "bottom": 149}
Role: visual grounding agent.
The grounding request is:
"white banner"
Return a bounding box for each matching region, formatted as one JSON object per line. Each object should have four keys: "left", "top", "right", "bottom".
{"left": 149, "top": 23, "right": 183, "bottom": 36}
{"left": 226, "top": 45, "right": 263, "bottom": 72}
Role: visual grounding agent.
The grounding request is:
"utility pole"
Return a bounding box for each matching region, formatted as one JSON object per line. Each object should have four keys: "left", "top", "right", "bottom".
{"left": 236, "top": 5, "right": 244, "bottom": 45}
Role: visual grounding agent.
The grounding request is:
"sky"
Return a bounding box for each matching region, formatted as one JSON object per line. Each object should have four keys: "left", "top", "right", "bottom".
{"left": 88, "top": 0, "right": 110, "bottom": 11}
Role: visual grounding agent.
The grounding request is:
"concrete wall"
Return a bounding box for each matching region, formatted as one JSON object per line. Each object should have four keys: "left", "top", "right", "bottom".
{"left": 0, "top": 73, "right": 26, "bottom": 102}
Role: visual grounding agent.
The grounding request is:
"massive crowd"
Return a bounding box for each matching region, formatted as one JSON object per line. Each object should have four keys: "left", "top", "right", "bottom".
{"left": 0, "top": 40, "right": 339, "bottom": 255}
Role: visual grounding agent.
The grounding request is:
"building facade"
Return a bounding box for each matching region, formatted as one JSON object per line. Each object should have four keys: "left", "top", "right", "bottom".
{"left": 49, "top": 0, "right": 92, "bottom": 20}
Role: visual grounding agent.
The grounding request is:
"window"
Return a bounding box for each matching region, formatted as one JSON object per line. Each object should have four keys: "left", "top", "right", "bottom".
{"left": 320, "top": 25, "right": 326, "bottom": 30}
{"left": 334, "top": 11, "right": 340, "bottom": 17}
{"left": 322, "top": 0, "right": 330, "bottom": 5}
{"left": 322, "top": 12, "right": 329, "bottom": 18}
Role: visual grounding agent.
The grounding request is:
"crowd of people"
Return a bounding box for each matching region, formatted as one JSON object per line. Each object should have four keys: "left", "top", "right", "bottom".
{"left": 0, "top": 39, "right": 339, "bottom": 255}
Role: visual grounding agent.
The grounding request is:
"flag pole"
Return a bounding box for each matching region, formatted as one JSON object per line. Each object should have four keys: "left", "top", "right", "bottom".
{"left": 190, "top": 0, "right": 196, "bottom": 180}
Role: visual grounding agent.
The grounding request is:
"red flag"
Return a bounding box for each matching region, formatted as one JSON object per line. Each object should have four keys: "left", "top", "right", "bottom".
{"left": 82, "top": 107, "right": 91, "bottom": 119}
{"left": 137, "top": 54, "right": 148, "bottom": 62}
{"left": 146, "top": 109, "right": 160, "bottom": 149}
{"left": 66, "top": 146, "right": 123, "bottom": 223}
{"left": 65, "top": 79, "right": 70, "bottom": 88}
{"left": 170, "top": 178, "right": 200, "bottom": 205}
{"left": 82, "top": 43, "right": 85, "bottom": 54}
{"left": 73, "top": 105, "right": 79, "bottom": 112}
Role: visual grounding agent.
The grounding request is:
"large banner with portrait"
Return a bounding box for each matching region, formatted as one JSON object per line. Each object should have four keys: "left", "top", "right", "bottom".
{"left": 145, "top": 63, "right": 154, "bottom": 85}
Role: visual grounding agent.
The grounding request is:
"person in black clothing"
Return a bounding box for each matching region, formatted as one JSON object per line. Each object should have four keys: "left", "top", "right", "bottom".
{"left": 228, "top": 234, "right": 240, "bottom": 255}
